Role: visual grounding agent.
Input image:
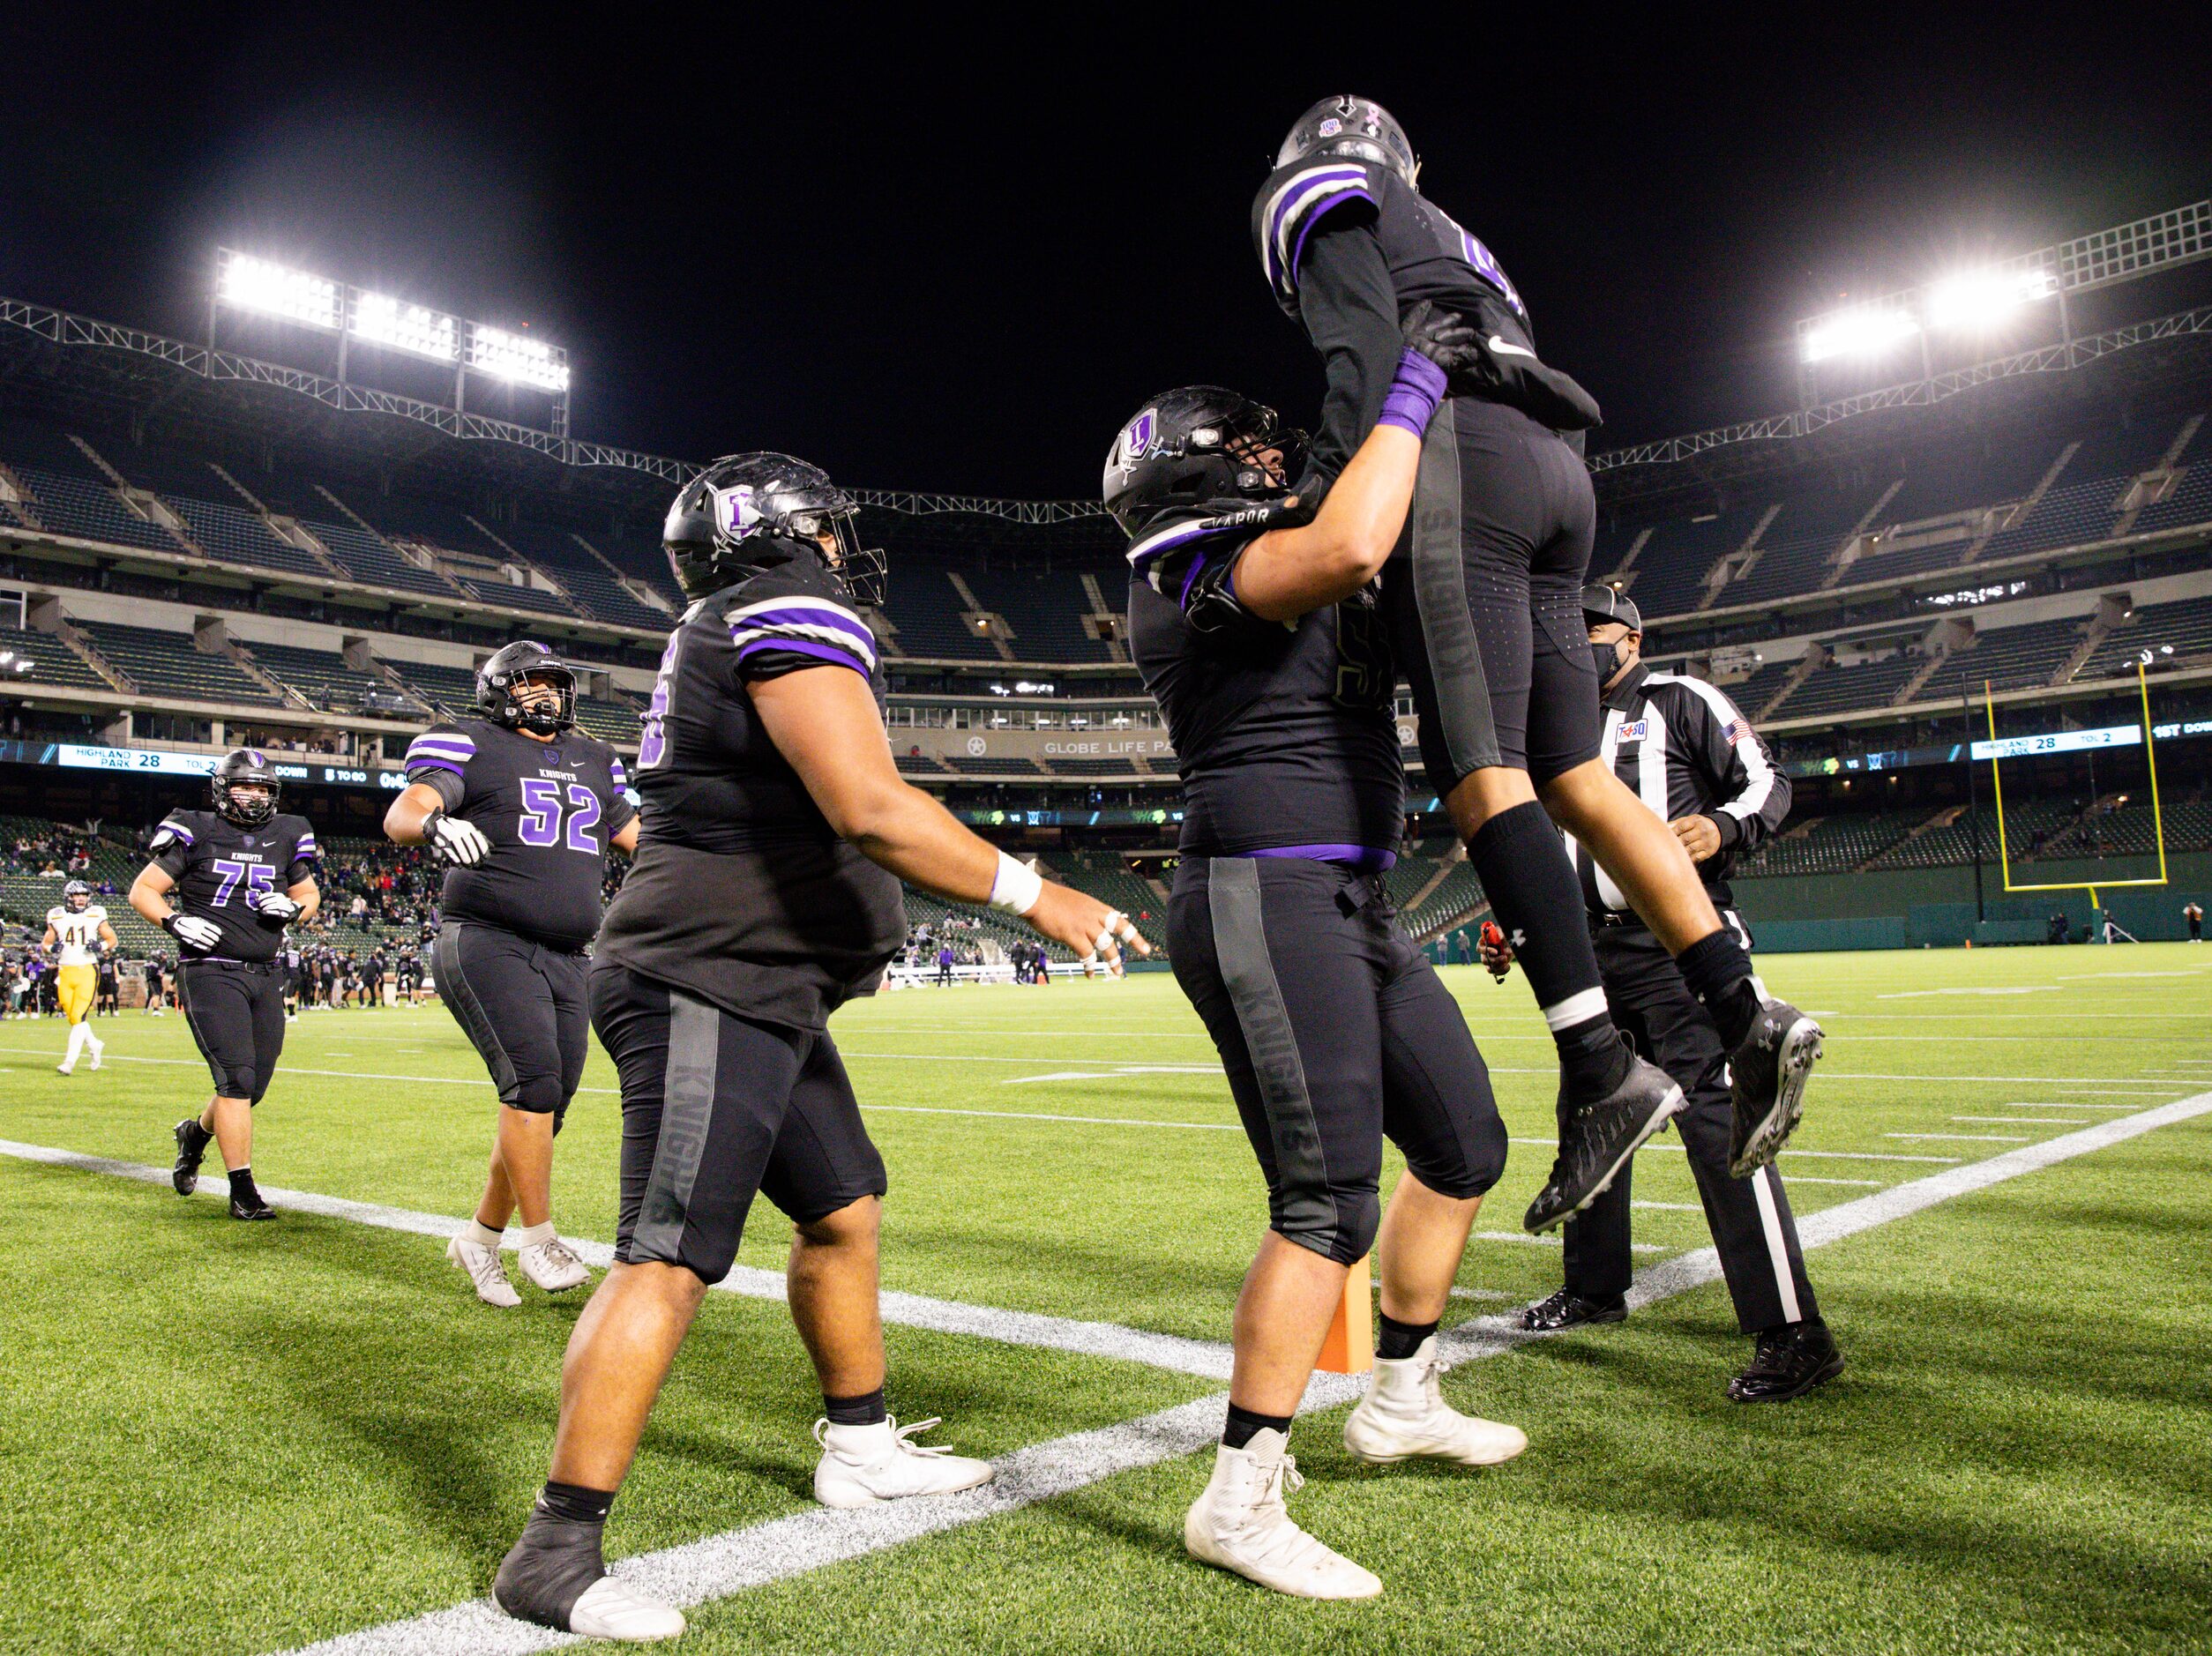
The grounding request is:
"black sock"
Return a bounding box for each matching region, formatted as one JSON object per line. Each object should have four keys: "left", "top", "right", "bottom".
{"left": 538, "top": 1479, "right": 616, "bottom": 1525}
{"left": 1676, "top": 929, "right": 1761, "bottom": 1048}
{"left": 228, "top": 1167, "right": 256, "bottom": 1198}
{"left": 1468, "top": 802, "right": 1616, "bottom": 1070}
{"left": 1377, "top": 1312, "right": 1439, "bottom": 1361}
{"left": 1222, "top": 1402, "right": 1293, "bottom": 1450}
{"left": 824, "top": 1385, "right": 887, "bottom": 1427}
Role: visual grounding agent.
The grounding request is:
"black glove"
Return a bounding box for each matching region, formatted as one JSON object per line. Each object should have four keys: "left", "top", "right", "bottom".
{"left": 1403, "top": 300, "right": 1604, "bottom": 433}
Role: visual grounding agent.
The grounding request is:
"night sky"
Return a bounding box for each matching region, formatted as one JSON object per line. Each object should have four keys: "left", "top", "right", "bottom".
{"left": 4, "top": 7, "right": 2207, "bottom": 496}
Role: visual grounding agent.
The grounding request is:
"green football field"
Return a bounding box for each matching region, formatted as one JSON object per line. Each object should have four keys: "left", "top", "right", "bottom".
{"left": 2, "top": 944, "right": 2208, "bottom": 1655}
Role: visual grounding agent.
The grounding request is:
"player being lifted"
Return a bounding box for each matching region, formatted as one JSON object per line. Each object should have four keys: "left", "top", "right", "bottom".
{"left": 1113, "top": 316, "right": 1528, "bottom": 1604}
{"left": 131, "top": 750, "right": 319, "bottom": 1221}
{"left": 47, "top": 879, "right": 116, "bottom": 1074}
{"left": 385, "top": 641, "right": 639, "bottom": 1308}
{"left": 489, "top": 454, "right": 1144, "bottom": 1643}
{"left": 1253, "top": 96, "right": 1823, "bottom": 1231}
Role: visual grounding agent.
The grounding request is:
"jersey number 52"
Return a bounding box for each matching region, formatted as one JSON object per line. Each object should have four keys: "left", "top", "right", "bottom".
{"left": 518, "top": 780, "right": 603, "bottom": 853}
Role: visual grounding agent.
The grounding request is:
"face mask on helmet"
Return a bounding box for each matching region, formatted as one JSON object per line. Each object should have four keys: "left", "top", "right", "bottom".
{"left": 215, "top": 777, "right": 278, "bottom": 827}
{"left": 665, "top": 454, "right": 886, "bottom": 607}
{"left": 504, "top": 667, "right": 577, "bottom": 735}
{"left": 1102, "top": 390, "right": 1307, "bottom": 534}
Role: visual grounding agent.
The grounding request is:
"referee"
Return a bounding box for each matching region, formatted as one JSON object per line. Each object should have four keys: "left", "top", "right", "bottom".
{"left": 1484, "top": 586, "right": 1842, "bottom": 1402}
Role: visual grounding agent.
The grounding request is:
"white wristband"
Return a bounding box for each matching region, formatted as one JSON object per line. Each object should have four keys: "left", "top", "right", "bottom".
{"left": 988, "top": 851, "right": 1044, "bottom": 917}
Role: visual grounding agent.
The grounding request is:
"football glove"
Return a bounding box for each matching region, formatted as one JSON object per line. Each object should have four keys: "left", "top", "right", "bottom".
{"left": 250, "top": 891, "right": 301, "bottom": 924}
{"left": 422, "top": 809, "right": 492, "bottom": 868}
{"left": 163, "top": 914, "right": 223, "bottom": 954}
{"left": 1401, "top": 300, "right": 1603, "bottom": 432}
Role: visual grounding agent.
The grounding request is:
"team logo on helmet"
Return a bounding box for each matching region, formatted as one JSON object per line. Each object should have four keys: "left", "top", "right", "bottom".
{"left": 714, "top": 483, "right": 760, "bottom": 538}
{"left": 1109, "top": 410, "right": 1157, "bottom": 483}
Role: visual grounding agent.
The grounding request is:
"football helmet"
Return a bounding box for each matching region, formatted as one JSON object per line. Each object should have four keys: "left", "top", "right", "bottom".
{"left": 63, "top": 880, "right": 91, "bottom": 913}
{"left": 211, "top": 749, "right": 280, "bottom": 828}
{"left": 663, "top": 452, "right": 886, "bottom": 606}
{"left": 1277, "top": 95, "right": 1418, "bottom": 187}
{"left": 1102, "top": 388, "right": 1304, "bottom": 534}
{"left": 477, "top": 641, "right": 577, "bottom": 736}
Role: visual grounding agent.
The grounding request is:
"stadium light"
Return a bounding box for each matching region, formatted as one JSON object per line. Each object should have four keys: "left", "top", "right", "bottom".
{"left": 216, "top": 252, "right": 340, "bottom": 331}
{"left": 467, "top": 324, "right": 569, "bottom": 391}
{"left": 1800, "top": 305, "right": 1920, "bottom": 364}
{"left": 351, "top": 291, "right": 458, "bottom": 362}
{"left": 1927, "top": 266, "right": 2058, "bottom": 332}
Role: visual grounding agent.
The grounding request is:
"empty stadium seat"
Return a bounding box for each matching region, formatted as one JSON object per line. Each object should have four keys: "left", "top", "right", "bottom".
{"left": 74, "top": 621, "right": 280, "bottom": 705}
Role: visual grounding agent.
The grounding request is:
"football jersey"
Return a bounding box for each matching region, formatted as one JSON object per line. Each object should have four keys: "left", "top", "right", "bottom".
{"left": 46, "top": 904, "right": 108, "bottom": 966}
{"left": 149, "top": 809, "right": 319, "bottom": 963}
{"left": 598, "top": 555, "right": 905, "bottom": 1031}
{"left": 1127, "top": 500, "right": 1403, "bottom": 864}
{"left": 403, "top": 717, "right": 636, "bottom": 952}
{"left": 1252, "top": 153, "right": 1543, "bottom": 486}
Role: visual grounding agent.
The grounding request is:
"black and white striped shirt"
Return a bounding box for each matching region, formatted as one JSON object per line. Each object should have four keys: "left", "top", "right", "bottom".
{"left": 1564, "top": 663, "right": 1789, "bottom": 921}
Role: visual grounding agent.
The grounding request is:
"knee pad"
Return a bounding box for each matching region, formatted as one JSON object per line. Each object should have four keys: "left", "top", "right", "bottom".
{"left": 508, "top": 1078, "right": 566, "bottom": 1118}
{"left": 223, "top": 1067, "right": 259, "bottom": 1103}
{"left": 1274, "top": 1185, "right": 1380, "bottom": 1267}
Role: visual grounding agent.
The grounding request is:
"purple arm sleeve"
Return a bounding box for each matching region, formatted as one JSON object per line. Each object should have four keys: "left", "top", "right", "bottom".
{"left": 1377, "top": 349, "right": 1447, "bottom": 436}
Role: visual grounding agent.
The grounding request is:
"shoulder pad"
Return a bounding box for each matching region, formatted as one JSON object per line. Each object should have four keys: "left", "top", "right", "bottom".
{"left": 723, "top": 575, "right": 879, "bottom": 677}
{"left": 404, "top": 724, "right": 477, "bottom": 774}
{"left": 1253, "top": 158, "right": 1382, "bottom": 304}
{"left": 149, "top": 814, "right": 198, "bottom": 852}
{"left": 1125, "top": 502, "right": 1294, "bottom": 594}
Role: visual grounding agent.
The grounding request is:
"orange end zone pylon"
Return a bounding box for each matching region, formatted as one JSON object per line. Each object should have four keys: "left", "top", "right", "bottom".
{"left": 1316, "top": 1255, "right": 1373, "bottom": 1374}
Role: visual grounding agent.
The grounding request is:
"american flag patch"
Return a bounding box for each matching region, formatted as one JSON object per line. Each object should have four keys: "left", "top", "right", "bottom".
{"left": 1723, "top": 718, "right": 1752, "bottom": 744}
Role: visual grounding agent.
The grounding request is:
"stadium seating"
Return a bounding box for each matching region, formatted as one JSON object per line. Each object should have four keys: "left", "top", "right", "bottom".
{"left": 1, "top": 614, "right": 113, "bottom": 691}
{"left": 572, "top": 697, "right": 643, "bottom": 745}
{"left": 1397, "top": 861, "right": 1486, "bottom": 937}
{"left": 74, "top": 622, "right": 280, "bottom": 705}
{"left": 1737, "top": 809, "right": 1923, "bottom": 876}
{"left": 885, "top": 568, "right": 1001, "bottom": 660}
{"left": 943, "top": 756, "right": 1044, "bottom": 775}
{"left": 1046, "top": 757, "right": 1143, "bottom": 775}
{"left": 168, "top": 496, "right": 334, "bottom": 579}
{"left": 1622, "top": 507, "right": 1764, "bottom": 619}
{"left": 2076, "top": 598, "right": 2212, "bottom": 680}
{"left": 967, "top": 569, "right": 1112, "bottom": 662}
{"left": 7, "top": 466, "right": 186, "bottom": 556}
{"left": 299, "top": 517, "right": 460, "bottom": 599}
{"left": 1771, "top": 653, "right": 1921, "bottom": 719}
{"left": 380, "top": 660, "right": 481, "bottom": 717}
{"left": 1952, "top": 617, "right": 2085, "bottom": 692}
{"left": 243, "top": 640, "right": 422, "bottom": 714}
{"left": 499, "top": 522, "right": 674, "bottom": 631}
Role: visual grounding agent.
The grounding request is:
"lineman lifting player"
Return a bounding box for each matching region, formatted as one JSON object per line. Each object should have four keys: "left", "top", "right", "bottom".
{"left": 1252, "top": 96, "right": 1823, "bottom": 1230}
{"left": 1114, "top": 303, "right": 1534, "bottom": 1600}
{"left": 385, "top": 640, "right": 640, "bottom": 1308}
{"left": 133, "top": 750, "right": 321, "bottom": 1222}
{"left": 489, "top": 453, "right": 1147, "bottom": 1643}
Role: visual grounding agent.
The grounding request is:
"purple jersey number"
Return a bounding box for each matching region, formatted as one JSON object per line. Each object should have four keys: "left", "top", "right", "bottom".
{"left": 637, "top": 631, "right": 682, "bottom": 770}
{"left": 517, "top": 776, "right": 604, "bottom": 854}
{"left": 208, "top": 859, "right": 275, "bottom": 906}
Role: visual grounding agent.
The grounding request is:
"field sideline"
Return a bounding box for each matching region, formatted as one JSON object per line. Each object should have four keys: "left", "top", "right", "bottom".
{"left": 2, "top": 945, "right": 2208, "bottom": 1653}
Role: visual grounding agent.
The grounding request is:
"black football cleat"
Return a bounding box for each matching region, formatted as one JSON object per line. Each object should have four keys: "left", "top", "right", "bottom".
{"left": 1525, "top": 1054, "right": 1684, "bottom": 1234}
{"left": 1727, "top": 1321, "right": 1843, "bottom": 1403}
{"left": 172, "top": 1118, "right": 212, "bottom": 1196}
{"left": 1727, "top": 1000, "right": 1824, "bottom": 1178}
{"left": 228, "top": 1186, "right": 276, "bottom": 1222}
{"left": 1521, "top": 1289, "right": 1628, "bottom": 1332}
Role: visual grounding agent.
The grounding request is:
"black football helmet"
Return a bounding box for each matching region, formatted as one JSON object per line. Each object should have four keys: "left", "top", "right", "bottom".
{"left": 1102, "top": 388, "right": 1305, "bottom": 534}
{"left": 64, "top": 880, "right": 91, "bottom": 913}
{"left": 477, "top": 640, "right": 577, "bottom": 736}
{"left": 1277, "top": 95, "right": 1417, "bottom": 187}
{"left": 663, "top": 452, "right": 886, "bottom": 607}
{"left": 211, "top": 748, "right": 280, "bottom": 827}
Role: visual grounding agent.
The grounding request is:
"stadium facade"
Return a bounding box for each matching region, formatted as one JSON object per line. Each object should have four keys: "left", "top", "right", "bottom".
{"left": 1, "top": 254, "right": 2208, "bottom": 959}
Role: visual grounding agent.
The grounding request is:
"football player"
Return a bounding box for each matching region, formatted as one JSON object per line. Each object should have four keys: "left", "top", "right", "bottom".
{"left": 385, "top": 640, "right": 639, "bottom": 1309}
{"left": 45, "top": 879, "right": 116, "bottom": 1074}
{"left": 1252, "top": 95, "right": 1823, "bottom": 1229}
{"left": 130, "top": 750, "right": 320, "bottom": 1221}
{"left": 1112, "top": 317, "right": 1526, "bottom": 1603}
{"left": 489, "top": 453, "right": 1144, "bottom": 1644}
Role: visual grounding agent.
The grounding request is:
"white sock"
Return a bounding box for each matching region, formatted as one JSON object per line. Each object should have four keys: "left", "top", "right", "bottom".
{"left": 463, "top": 1219, "right": 504, "bottom": 1251}
{"left": 511, "top": 1220, "right": 557, "bottom": 1249}
{"left": 63, "top": 1023, "right": 86, "bottom": 1064}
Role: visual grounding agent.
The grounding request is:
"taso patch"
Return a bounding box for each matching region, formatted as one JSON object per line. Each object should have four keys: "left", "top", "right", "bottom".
{"left": 1616, "top": 719, "right": 1650, "bottom": 743}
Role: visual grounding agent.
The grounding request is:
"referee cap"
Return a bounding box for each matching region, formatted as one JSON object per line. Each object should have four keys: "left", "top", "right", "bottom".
{"left": 1581, "top": 583, "right": 1642, "bottom": 632}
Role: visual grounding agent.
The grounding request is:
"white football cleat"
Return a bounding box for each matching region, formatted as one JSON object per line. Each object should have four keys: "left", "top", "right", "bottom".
{"left": 86, "top": 1041, "right": 103, "bottom": 1070}
{"left": 446, "top": 1233, "right": 520, "bottom": 1309}
{"left": 811, "top": 1415, "right": 996, "bottom": 1509}
{"left": 1342, "top": 1336, "right": 1528, "bottom": 1468}
{"left": 518, "top": 1236, "right": 590, "bottom": 1293}
{"left": 568, "top": 1577, "right": 686, "bottom": 1643}
{"left": 54, "top": 1063, "right": 71, "bottom": 1076}
{"left": 1184, "top": 1428, "right": 1380, "bottom": 1599}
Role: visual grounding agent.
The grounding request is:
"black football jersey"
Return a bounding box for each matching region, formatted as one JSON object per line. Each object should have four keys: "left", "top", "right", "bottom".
{"left": 150, "top": 809, "right": 319, "bottom": 963}
{"left": 1252, "top": 154, "right": 1540, "bottom": 486}
{"left": 404, "top": 717, "right": 636, "bottom": 951}
{"left": 597, "top": 556, "right": 905, "bottom": 1031}
{"left": 1127, "top": 501, "right": 1403, "bottom": 863}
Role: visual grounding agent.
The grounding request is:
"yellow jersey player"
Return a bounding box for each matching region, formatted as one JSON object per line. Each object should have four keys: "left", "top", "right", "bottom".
{"left": 46, "top": 880, "right": 116, "bottom": 1074}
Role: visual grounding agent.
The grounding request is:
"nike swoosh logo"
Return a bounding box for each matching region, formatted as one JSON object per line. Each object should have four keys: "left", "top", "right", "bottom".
{"left": 1488, "top": 334, "right": 1537, "bottom": 359}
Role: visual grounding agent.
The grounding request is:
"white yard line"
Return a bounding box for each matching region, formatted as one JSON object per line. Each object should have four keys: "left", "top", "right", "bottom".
{"left": 206, "top": 1091, "right": 2212, "bottom": 1653}
{"left": 0, "top": 1140, "right": 1237, "bottom": 1382}
{"left": 1950, "top": 1116, "right": 2089, "bottom": 1125}
{"left": 1887, "top": 1132, "right": 2029, "bottom": 1143}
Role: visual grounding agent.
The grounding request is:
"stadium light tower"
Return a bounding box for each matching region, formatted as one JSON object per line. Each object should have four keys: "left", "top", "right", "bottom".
{"left": 211, "top": 248, "right": 572, "bottom": 438}
{"left": 1792, "top": 198, "right": 2211, "bottom": 405}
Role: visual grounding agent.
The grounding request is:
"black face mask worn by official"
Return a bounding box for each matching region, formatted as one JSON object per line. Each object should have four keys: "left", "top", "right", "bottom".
{"left": 1592, "top": 642, "right": 1623, "bottom": 683}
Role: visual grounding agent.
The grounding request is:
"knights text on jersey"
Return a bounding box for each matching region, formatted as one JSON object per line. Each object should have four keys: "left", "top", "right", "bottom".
{"left": 597, "top": 557, "right": 904, "bottom": 1031}
{"left": 47, "top": 905, "right": 109, "bottom": 966}
{"left": 1127, "top": 504, "right": 1403, "bottom": 862}
{"left": 150, "top": 810, "right": 318, "bottom": 963}
{"left": 1565, "top": 666, "right": 1790, "bottom": 918}
{"left": 403, "top": 718, "right": 636, "bottom": 951}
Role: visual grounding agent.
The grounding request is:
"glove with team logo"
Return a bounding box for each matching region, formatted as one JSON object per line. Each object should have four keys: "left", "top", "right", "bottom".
{"left": 249, "top": 890, "right": 301, "bottom": 925}
{"left": 162, "top": 914, "right": 223, "bottom": 955}
{"left": 422, "top": 809, "right": 492, "bottom": 868}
